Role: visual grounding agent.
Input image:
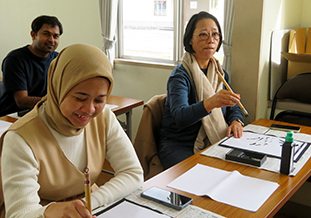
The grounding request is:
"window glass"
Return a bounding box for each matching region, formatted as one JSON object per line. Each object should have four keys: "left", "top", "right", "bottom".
{"left": 120, "top": 0, "right": 224, "bottom": 64}
{"left": 122, "top": 0, "right": 174, "bottom": 61}
{"left": 154, "top": 0, "right": 167, "bottom": 16}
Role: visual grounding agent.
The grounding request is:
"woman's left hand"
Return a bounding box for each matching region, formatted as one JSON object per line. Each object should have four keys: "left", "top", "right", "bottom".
{"left": 227, "top": 120, "right": 243, "bottom": 138}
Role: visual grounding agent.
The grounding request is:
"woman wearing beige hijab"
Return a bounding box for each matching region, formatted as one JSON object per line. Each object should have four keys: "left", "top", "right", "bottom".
{"left": 0, "top": 44, "right": 143, "bottom": 217}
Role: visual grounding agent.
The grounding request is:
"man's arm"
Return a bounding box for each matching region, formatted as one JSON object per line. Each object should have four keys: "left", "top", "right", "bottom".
{"left": 13, "top": 90, "right": 42, "bottom": 109}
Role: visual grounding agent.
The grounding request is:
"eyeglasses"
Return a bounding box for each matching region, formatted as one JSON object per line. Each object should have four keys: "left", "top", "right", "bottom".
{"left": 193, "top": 32, "right": 221, "bottom": 41}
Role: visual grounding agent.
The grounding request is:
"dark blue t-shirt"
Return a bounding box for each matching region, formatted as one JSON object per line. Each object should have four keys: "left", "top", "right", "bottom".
{"left": 0, "top": 45, "right": 58, "bottom": 116}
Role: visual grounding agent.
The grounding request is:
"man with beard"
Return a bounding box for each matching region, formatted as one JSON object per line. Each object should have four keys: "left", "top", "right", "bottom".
{"left": 0, "top": 15, "right": 63, "bottom": 116}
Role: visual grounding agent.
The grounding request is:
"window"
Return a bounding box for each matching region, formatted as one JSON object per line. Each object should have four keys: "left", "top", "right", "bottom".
{"left": 118, "top": 0, "right": 224, "bottom": 65}
{"left": 154, "top": 1, "right": 167, "bottom": 16}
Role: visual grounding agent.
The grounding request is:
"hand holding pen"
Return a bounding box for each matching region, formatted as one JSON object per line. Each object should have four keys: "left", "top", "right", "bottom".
{"left": 43, "top": 200, "right": 96, "bottom": 217}
{"left": 43, "top": 168, "right": 95, "bottom": 217}
{"left": 203, "top": 89, "right": 241, "bottom": 112}
{"left": 216, "top": 70, "right": 249, "bottom": 117}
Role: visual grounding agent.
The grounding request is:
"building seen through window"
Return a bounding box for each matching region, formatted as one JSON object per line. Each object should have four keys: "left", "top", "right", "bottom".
{"left": 154, "top": 1, "right": 167, "bottom": 16}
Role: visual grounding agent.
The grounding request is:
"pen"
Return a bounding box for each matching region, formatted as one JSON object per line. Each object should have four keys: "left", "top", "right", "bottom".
{"left": 84, "top": 167, "right": 92, "bottom": 214}
{"left": 216, "top": 70, "right": 249, "bottom": 117}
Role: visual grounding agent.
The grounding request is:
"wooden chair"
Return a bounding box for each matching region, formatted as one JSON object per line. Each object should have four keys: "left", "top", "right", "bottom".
{"left": 133, "top": 94, "right": 166, "bottom": 181}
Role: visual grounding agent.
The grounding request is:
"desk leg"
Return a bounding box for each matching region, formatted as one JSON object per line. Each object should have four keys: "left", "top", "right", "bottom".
{"left": 126, "top": 110, "right": 132, "bottom": 141}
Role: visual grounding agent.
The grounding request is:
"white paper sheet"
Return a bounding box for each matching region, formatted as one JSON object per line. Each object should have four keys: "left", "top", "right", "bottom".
{"left": 6, "top": 112, "right": 20, "bottom": 119}
{"left": 0, "top": 120, "right": 12, "bottom": 136}
{"left": 167, "top": 164, "right": 279, "bottom": 212}
{"left": 105, "top": 104, "right": 118, "bottom": 110}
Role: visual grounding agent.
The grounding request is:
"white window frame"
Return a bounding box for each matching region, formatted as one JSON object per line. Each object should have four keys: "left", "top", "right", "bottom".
{"left": 154, "top": 0, "right": 167, "bottom": 16}
{"left": 116, "top": 0, "right": 222, "bottom": 66}
{"left": 117, "top": 0, "right": 185, "bottom": 65}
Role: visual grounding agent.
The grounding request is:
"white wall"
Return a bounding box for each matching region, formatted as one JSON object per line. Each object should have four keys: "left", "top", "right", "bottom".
{"left": 2, "top": 0, "right": 311, "bottom": 140}
{"left": 0, "top": 0, "right": 103, "bottom": 75}
{"left": 258, "top": 0, "right": 304, "bottom": 119}
{"left": 231, "top": 0, "right": 309, "bottom": 125}
{"left": 112, "top": 62, "right": 172, "bottom": 139}
{"left": 301, "top": 0, "right": 311, "bottom": 27}
{"left": 231, "top": 0, "right": 264, "bottom": 124}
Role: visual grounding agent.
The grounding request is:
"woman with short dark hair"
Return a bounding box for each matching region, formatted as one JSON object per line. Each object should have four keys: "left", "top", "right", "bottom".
{"left": 159, "top": 11, "right": 244, "bottom": 170}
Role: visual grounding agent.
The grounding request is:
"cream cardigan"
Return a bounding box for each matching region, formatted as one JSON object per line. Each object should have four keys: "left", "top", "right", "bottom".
{"left": 1, "top": 106, "right": 143, "bottom": 218}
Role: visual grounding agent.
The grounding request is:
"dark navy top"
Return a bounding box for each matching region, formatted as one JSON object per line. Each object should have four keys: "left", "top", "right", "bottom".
{"left": 159, "top": 64, "right": 244, "bottom": 144}
{"left": 0, "top": 45, "right": 58, "bottom": 116}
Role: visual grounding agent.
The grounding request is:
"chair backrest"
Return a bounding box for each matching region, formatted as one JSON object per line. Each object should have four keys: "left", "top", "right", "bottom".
{"left": 276, "top": 73, "right": 311, "bottom": 103}
{"left": 133, "top": 94, "right": 166, "bottom": 180}
{"left": 274, "top": 111, "right": 311, "bottom": 127}
{"left": 270, "top": 73, "right": 311, "bottom": 126}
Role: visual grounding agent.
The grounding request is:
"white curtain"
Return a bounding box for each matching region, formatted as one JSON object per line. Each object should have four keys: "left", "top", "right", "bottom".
{"left": 99, "top": 0, "right": 119, "bottom": 66}
{"left": 222, "top": 0, "right": 234, "bottom": 76}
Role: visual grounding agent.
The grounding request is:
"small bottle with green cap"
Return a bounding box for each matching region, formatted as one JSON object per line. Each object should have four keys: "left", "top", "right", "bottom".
{"left": 280, "top": 131, "right": 294, "bottom": 175}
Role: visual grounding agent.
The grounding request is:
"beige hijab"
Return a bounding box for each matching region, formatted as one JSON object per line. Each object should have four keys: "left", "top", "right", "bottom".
{"left": 182, "top": 52, "right": 227, "bottom": 153}
{"left": 0, "top": 44, "right": 114, "bottom": 216}
{"left": 43, "top": 43, "right": 114, "bottom": 136}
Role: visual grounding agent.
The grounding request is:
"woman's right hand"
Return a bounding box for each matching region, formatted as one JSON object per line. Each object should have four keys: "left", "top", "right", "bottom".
{"left": 44, "top": 200, "right": 96, "bottom": 218}
{"left": 203, "top": 89, "right": 240, "bottom": 112}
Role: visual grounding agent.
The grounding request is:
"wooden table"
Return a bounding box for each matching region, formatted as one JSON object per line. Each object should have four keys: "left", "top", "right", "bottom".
{"left": 0, "top": 95, "right": 144, "bottom": 141}
{"left": 143, "top": 118, "right": 311, "bottom": 218}
{"left": 108, "top": 95, "right": 143, "bottom": 140}
{"left": 0, "top": 115, "right": 16, "bottom": 123}
{"left": 0, "top": 95, "right": 144, "bottom": 184}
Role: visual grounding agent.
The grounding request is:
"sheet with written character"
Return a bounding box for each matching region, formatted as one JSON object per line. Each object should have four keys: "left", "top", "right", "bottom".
{"left": 167, "top": 164, "right": 279, "bottom": 212}
{"left": 201, "top": 124, "right": 311, "bottom": 176}
{"left": 220, "top": 131, "right": 309, "bottom": 161}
